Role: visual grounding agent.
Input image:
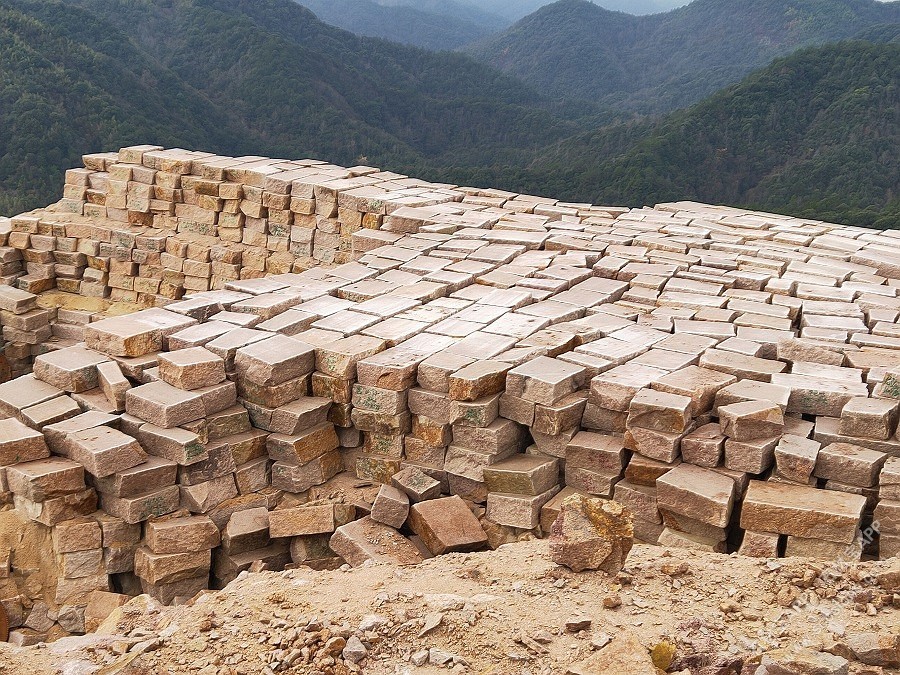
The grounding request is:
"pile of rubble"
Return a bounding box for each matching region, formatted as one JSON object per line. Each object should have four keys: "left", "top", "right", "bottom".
{"left": 1, "top": 146, "right": 900, "bottom": 645}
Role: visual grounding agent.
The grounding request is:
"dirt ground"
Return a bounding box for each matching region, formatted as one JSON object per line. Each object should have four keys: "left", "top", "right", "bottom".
{"left": 1, "top": 540, "right": 898, "bottom": 675}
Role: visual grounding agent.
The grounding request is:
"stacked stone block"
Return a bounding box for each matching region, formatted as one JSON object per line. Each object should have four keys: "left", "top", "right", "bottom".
{"left": 4, "top": 148, "right": 900, "bottom": 640}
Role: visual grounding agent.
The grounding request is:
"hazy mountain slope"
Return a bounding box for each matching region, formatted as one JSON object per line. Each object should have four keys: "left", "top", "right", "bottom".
{"left": 294, "top": 0, "right": 494, "bottom": 49}
{"left": 439, "top": 41, "right": 900, "bottom": 228}
{"left": 0, "top": 0, "right": 250, "bottom": 215}
{"left": 481, "top": 0, "right": 685, "bottom": 20}
{"left": 0, "top": 0, "right": 602, "bottom": 214}
{"left": 468, "top": 0, "right": 900, "bottom": 111}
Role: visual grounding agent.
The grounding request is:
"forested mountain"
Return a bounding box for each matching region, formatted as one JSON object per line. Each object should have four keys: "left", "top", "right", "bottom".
{"left": 434, "top": 42, "right": 900, "bottom": 228}
{"left": 292, "top": 0, "right": 496, "bottom": 50}
{"left": 0, "top": 0, "right": 601, "bottom": 215}
{"left": 467, "top": 0, "right": 900, "bottom": 111}
{"left": 480, "top": 0, "right": 686, "bottom": 20}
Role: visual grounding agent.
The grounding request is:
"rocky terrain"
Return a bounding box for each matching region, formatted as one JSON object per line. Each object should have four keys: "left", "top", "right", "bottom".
{"left": 1, "top": 540, "right": 900, "bottom": 674}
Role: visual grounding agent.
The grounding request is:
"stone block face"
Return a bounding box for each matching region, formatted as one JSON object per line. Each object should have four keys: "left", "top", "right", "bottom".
{"left": 391, "top": 466, "right": 441, "bottom": 502}
{"left": 329, "top": 516, "right": 423, "bottom": 566}
{"left": 483, "top": 455, "right": 559, "bottom": 496}
{"left": 145, "top": 515, "right": 220, "bottom": 554}
{"left": 6, "top": 457, "right": 85, "bottom": 501}
{"left": 839, "top": 397, "right": 899, "bottom": 440}
{"left": 126, "top": 381, "right": 205, "bottom": 428}
{"left": 157, "top": 347, "right": 226, "bottom": 390}
{"left": 486, "top": 487, "right": 559, "bottom": 529}
{"left": 718, "top": 400, "right": 784, "bottom": 441}
{"left": 814, "top": 442, "right": 887, "bottom": 488}
{"left": 408, "top": 496, "right": 488, "bottom": 555}
{"left": 234, "top": 335, "right": 315, "bottom": 386}
{"left": 656, "top": 464, "right": 736, "bottom": 529}
{"left": 370, "top": 484, "right": 409, "bottom": 528}
{"left": 741, "top": 481, "right": 865, "bottom": 544}
{"left": 0, "top": 418, "right": 49, "bottom": 466}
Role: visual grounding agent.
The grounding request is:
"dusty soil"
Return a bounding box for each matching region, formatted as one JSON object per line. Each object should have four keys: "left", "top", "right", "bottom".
{"left": 1, "top": 541, "right": 898, "bottom": 674}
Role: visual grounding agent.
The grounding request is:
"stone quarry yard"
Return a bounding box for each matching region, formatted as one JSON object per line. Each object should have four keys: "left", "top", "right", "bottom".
{"left": 3, "top": 145, "right": 900, "bottom": 674}
{"left": 2, "top": 540, "right": 900, "bottom": 675}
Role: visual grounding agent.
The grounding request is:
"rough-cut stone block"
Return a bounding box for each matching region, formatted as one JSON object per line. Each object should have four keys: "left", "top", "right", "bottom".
{"left": 738, "top": 530, "right": 780, "bottom": 558}
{"left": 145, "top": 515, "right": 220, "bottom": 554}
{"left": 100, "top": 485, "right": 181, "bottom": 524}
{"left": 881, "top": 457, "right": 900, "bottom": 501}
{"left": 391, "top": 465, "right": 442, "bottom": 502}
{"left": 33, "top": 346, "right": 108, "bottom": 393}
{"left": 483, "top": 454, "right": 559, "bottom": 496}
{"left": 0, "top": 418, "right": 49, "bottom": 465}
{"left": 221, "top": 507, "right": 270, "bottom": 555}
{"left": 234, "top": 335, "right": 315, "bottom": 386}
{"left": 126, "top": 380, "right": 205, "bottom": 428}
{"left": 14, "top": 488, "right": 97, "bottom": 526}
{"left": 92, "top": 456, "right": 177, "bottom": 498}
{"left": 269, "top": 502, "right": 355, "bottom": 538}
{"left": 370, "top": 484, "right": 409, "bottom": 528}
{"left": 52, "top": 517, "right": 102, "bottom": 553}
{"left": 447, "top": 360, "right": 511, "bottom": 402}
{"left": 815, "top": 442, "right": 887, "bottom": 487}
{"left": 626, "top": 388, "right": 691, "bottom": 433}
{"left": 657, "top": 464, "right": 735, "bottom": 528}
{"left": 271, "top": 450, "right": 342, "bottom": 493}
{"left": 67, "top": 426, "right": 147, "bottom": 478}
{"left": 505, "top": 356, "right": 587, "bottom": 405}
{"left": 180, "top": 474, "right": 238, "bottom": 513}
{"left": 6, "top": 457, "right": 84, "bottom": 501}
{"left": 724, "top": 435, "right": 780, "bottom": 474}
{"left": 839, "top": 397, "right": 899, "bottom": 441}
{"left": 96, "top": 361, "right": 129, "bottom": 411}
{"left": 269, "top": 397, "right": 332, "bottom": 435}
{"left": 486, "top": 487, "right": 559, "bottom": 529}
{"left": 652, "top": 366, "right": 737, "bottom": 416}
{"left": 741, "top": 480, "right": 865, "bottom": 544}
{"left": 157, "top": 347, "right": 225, "bottom": 390}
{"left": 718, "top": 399, "right": 784, "bottom": 441}
{"left": 329, "top": 516, "right": 423, "bottom": 566}
{"left": 774, "top": 434, "right": 821, "bottom": 483}
{"left": 134, "top": 546, "right": 211, "bottom": 585}
{"left": 266, "top": 423, "right": 338, "bottom": 464}
{"left": 680, "top": 423, "right": 725, "bottom": 467}
{"left": 408, "top": 495, "right": 487, "bottom": 555}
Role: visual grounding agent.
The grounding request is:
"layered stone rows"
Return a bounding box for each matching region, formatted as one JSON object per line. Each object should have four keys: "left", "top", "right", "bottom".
{"left": 2, "top": 147, "right": 900, "bottom": 643}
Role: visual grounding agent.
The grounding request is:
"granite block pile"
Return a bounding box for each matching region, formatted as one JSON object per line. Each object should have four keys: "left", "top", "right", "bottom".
{"left": 1, "top": 146, "right": 900, "bottom": 642}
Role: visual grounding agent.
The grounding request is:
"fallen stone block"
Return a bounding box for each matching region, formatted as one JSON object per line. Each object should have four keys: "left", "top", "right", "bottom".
{"left": 549, "top": 494, "right": 633, "bottom": 573}
{"left": 329, "top": 516, "right": 423, "bottom": 566}
{"left": 408, "top": 495, "right": 488, "bottom": 555}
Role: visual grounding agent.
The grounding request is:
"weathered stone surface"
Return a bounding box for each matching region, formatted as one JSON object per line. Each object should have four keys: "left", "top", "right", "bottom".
{"left": 483, "top": 454, "right": 559, "bottom": 496}
{"left": 370, "top": 484, "right": 410, "bottom": 528}
{"left": 408, "top": 495, "right": 487, "bottom": 555}
{"left": 839, "top": 397, "right": 899, "bottom": 440}
{"left": 738, "top": 530, "right": 780, "bottom": 558}
{"left": 549, "top": 494, "right": 633, "bottom": 573}
{"left": 33, "top": 345, "right": 108, "bottom": 393}
{"left": 126, "top": 380, "right": 205, "bottom": 428}
{"left": 756, "top": 646, "right": 849, "bottom": 675}
{"left": 145, "top": 515, "right": 220, "bottom": 554}
{"left": 134, "top": 546, "right": 211, "bottom": 585}
{"left": 813, "top": 442, "right": 887, "bottom": 488}
{"left": 718, "top": 399, "right": 784, "bottom": 441}
{"left": 656, "top": 464, "right": 735, "bottom": 528}
{"left": 0, "top": 417, "right": 49, "bottom": 465}
{"left": 741, "top": 481, "right": 865, "bottom": 544}
{"left": 774, "top": 434, "right": 821, "bottom": 483}
{"left": 6, "top": 457, "right": 84, "bottom": 501}
{"left": 329, "top": 516, "right": 423, "bottom": 566}
{"left": 486, "top": 487, "right": 559, "bottom": 529}
{"left": 234, "top": 335, "right": 315, "bottom": 386}
{"left": 626, "top": 388, "right": 691, "bottom": 433}
{"left": 391, "top": 465, "right": 441, "bottom": 502}
{"left": 157, "top": 347, "right": 225, "bottom": 390}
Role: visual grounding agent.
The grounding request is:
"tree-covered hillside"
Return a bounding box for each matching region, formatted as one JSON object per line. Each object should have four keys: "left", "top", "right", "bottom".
{"left": 293, "top": 0, "right": 495, "bottom": 50}
{"left": 433, "top": 41, "right": 900, "bottom": 228}
{"left": 467, "top": 0, "right": 900, "bottom": 112}
{"left": 0, "top": 0, "right": 602, "bottom": 215}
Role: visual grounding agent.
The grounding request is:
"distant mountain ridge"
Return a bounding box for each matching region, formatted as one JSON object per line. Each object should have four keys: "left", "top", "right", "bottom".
{"left": 293, "top": 0, "right": 497, "bottom": 49}
{"left": 438, "top": 40, "right": 900, "bottom": 228}
{"left": 467, "top": 0, "right": 900, "bottom": 111}
{"left": 0, "top": 0, "right": 602, "bottom": 215}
